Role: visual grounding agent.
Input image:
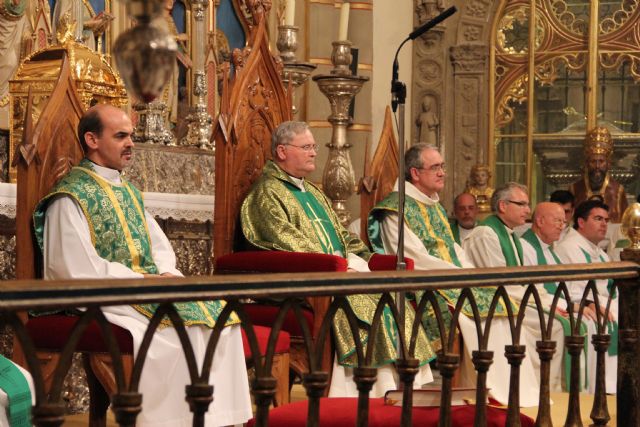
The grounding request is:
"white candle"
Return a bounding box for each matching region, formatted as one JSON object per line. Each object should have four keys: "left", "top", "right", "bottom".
{"left": 338, "top": 2, "right": 350, "bottom": 41}
{"left": 285, "top": 0, "right": 295, "bottom": 25}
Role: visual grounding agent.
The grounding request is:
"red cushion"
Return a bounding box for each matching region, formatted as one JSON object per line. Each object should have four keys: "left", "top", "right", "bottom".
{"left": 246, "top": 397, "right": 534, "bottom": 427}
{"left": 369, "top": 254, "right": 415, "bottom": 271}
{"left": 26, "top": 315, "right": 134, "bottom": 353}
{"left": 215, "top": 251, "right": 348, "bottom": 273}
{"left": 242, "top": 325, "right": 290, "bottom": 358}
{"left": 244, "top": 304, "right": 314, "bottom": 337}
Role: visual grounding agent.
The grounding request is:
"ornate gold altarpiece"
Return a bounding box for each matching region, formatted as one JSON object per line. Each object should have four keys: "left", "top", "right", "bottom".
{"left": 8, "top": 40, "right": 127, "bottom": 182}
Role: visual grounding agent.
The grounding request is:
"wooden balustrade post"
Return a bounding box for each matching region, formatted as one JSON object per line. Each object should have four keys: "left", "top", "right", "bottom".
{"left": 252, "top": 377, "right": 277, "bottom": 427}
{"left": 535, "top": 340, "right": 556, "bottom": 427}
{"left": 353, "top": 366, "right": 377, "bottom": 427}
{"left": 590, "top": 334, "right": 611, "bottom": 426}
{"left": 618, "top": 248, "right": 640, "bottom": 427}
{"left": 471, "top": 350, "right": 493, "bottom": 427}
{"left": 303, "top": 372, "right": 329, "bottom": 427}
{"left": 396, "top": 358, "right": 419, "bottom": 427}
{"left": 504, "top": 344, "right": 525, "bottom": 427}
{"left": 436, "top": 352, "right": 460, "bottom": 427}
{"left": 111, "top": 392, "right": 143, "bottom": 427}
{"left": 564, "top": 335, "right": 585, "bottom": 427}
{"left": 185, "top": 384, "right": 214, "bottom": 427}
{"left": 31, "top": 403, "right": 66, "bottom": 427}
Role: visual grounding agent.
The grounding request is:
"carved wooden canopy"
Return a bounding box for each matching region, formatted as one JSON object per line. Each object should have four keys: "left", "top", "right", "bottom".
{"left": 212, "top": 0, "right": 292, "bottom": 259}
{"left": 358, "top": 106, "right": 399, "bottom": 244}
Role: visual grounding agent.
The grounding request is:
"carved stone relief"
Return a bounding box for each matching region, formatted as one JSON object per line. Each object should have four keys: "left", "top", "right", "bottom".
{"left": 412, "top": 0, "right": 448, "bottom": 147}
{"left": 124, "top": 144, "right": 215, "bottom": 195}
{"left": 156, "top": 218, "right": 214, "bottom": 276}
{"left": 450, "top": 43, "right": 487, "bottom": 195}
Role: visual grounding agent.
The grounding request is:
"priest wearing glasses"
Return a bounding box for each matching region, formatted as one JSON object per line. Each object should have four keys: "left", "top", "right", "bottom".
{"left": 240, "top": 121, "right": 435, "bottom": 397}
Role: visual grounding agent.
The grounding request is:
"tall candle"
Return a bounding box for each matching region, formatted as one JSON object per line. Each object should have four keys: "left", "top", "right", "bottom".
{"left": 338, "top": 2, "right": 350, "bottom": 41}
{"left": 285, "top": 0, "right": 295, "bottom": 25}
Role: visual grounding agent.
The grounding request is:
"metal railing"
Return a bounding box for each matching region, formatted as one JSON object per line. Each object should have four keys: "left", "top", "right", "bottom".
{"left": 0, "top": 261, "right": 638, "bottom": 427}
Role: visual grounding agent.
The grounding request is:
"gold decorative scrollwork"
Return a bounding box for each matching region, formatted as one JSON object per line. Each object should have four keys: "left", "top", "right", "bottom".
{"left": 599, "top": 0, "right": 639, "bottom": 35}
{"left": 495, "top": 75, "right": 527, "bottom": 129}
{"left": 535, "top": 53, "right": 587, "bottom": 85}
{"left": 548, "top": 0, "right": 588, "bottom": 36}
{"left": 496, "top": 4, "right": 545, "bottom": 55}
{"left": 600, "top": 52, "right": 640, "bottom": 82}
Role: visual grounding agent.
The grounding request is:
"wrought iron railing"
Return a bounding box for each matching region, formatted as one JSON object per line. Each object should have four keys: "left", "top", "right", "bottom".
{"left": 1, "top": 261, "right": 638, "bottom": 427}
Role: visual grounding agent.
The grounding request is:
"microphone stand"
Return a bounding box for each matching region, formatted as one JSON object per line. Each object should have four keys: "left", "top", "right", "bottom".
{"left": 390, "top": 5, "right": 457, "bottom": 387}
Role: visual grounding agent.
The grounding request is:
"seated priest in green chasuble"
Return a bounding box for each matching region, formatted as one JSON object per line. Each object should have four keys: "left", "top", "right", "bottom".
{"left": 33, "top": 104, "right": 252, "bottom": 427}
{"left": 368, "top": 144, "right": 543, "bottom": 406}
{"left": 240, "top": 121, "right": 435, "bottom": 397}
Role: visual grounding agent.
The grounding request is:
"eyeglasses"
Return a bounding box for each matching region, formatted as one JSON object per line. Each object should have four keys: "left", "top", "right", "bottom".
{"left": 286, "top": 143, "right": 319, "bottom": 152}
{"left": 506, "top": 200, "right": 530, "bottom": 208}
{"left": 416, "top": 163, "right": 446, "bottom": 173}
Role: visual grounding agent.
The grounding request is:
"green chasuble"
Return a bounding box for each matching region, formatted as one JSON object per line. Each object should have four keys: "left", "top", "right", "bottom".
{"left": 369, "top": 193, "right": 513, "bottom": 350}
{"left": 33, "top": 158, "right": 238, "bottom": 328}
{"left": 241, "top": 161, "right": 435, "bottom": 367}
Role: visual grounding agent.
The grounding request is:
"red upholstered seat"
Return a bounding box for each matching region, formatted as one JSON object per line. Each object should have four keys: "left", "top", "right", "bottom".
{"left": 26, "top": 315, "right": 134, "bottom": 353}
{"left": 242, "top": 325, "right": 290, "bottom": 357}
{"left": 368, "top": 254, "right": 414, "bottom": 271}
{"left": 243, "top": 304, "right": 314, "bottom": 336}
{"left": 216, "top": 251, "right": 348, "bottom": 272}
{"left": 246, "top": 398, "right": 535, "bottom": 427}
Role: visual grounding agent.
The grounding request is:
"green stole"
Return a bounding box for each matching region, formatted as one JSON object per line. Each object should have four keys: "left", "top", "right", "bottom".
{"left": 480, "top": 215, "right": 523, "bottom": 266}
{"left": 521, "top": 229, "right": 588, "bottom": 389}
{"left": 580, "top": 249, "right": 618, "bottom": 356}
{"left": 286, "top": 182, "right": 344, "bottom": 255}
{"left": 450, "top": 220, "right": 461, "bottom": 245}
{"left": 521, "top": 229, "right": 562, "bottom": 294}
{"left": 33, "top": 159, "right": 238, "bottom": 328}
{"left": 0, "top": 356, "right": 31, "bottom": 427}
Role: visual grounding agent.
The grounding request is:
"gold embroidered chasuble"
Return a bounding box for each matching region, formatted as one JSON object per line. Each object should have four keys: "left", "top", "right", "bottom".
{"left": 33, "top": 159, "right": 238, "bottom": 328}
{"left": 368, "top": 191, "right": 516, "bottom": 349}
{"left": 241, "top": 161, "right": 435, "bottom": 367}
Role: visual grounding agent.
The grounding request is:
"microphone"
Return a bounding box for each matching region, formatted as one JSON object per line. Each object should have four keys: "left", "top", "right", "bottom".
{"left": 408, "top": 6, "right": 457, "bottom": 40}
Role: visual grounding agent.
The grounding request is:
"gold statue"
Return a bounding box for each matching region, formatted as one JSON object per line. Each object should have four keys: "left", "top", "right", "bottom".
{"left": 570, "top": 126, "right": 628, "bottom": 222}
{"left": 464, "top": 164, "right": 494, "bottom": 215}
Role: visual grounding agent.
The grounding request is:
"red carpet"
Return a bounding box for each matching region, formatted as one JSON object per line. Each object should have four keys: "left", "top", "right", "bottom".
{"left": 247, "top": 397, "right": 535, "bottom": 426}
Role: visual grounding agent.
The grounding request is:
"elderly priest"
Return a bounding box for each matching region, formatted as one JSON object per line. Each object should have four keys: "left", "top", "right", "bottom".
{"left": 240, "top": 121, "right": 435, "bottom": 397}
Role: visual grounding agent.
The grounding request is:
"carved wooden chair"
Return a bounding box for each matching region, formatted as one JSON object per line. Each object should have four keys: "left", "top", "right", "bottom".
{"left": 12, "top": 52, "right": 134, "bottom": 426}
{"left": 210, "top": 0, "right": 295, "bottom": 404}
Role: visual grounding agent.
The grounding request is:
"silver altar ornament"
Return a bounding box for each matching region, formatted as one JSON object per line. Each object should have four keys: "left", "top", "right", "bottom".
{"left": 113, "top": 22, "right": 177, "bottom": 103}
{"left": 276, "top": 25, "right": 316, "bottom": 116}
{"left": 312, "top": 40, "right": 368, "bottom": 225}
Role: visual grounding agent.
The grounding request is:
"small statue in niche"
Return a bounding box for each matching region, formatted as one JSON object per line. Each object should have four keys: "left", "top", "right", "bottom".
{"left": 416, "top": 95, "right": 439, "bottom": 146}
{"left": 464, "top": 164, "right": 494, "bottom": 215}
